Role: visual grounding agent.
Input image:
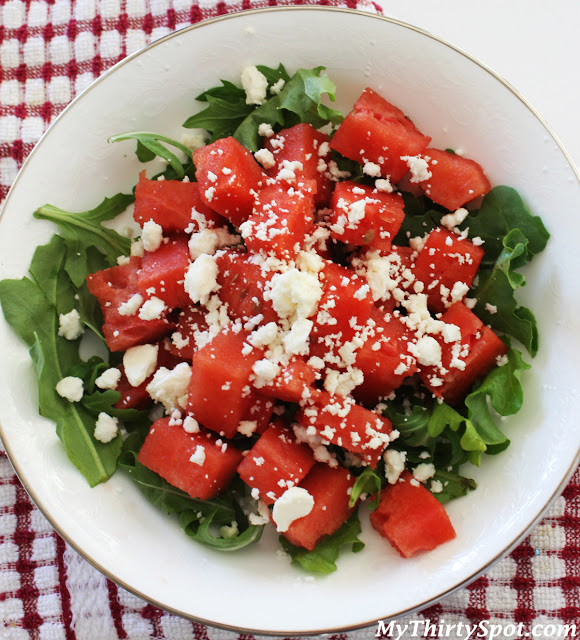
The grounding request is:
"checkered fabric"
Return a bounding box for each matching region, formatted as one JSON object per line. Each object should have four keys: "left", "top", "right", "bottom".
{"left": 0, "top": 1, "right": 579, "bottom": 638}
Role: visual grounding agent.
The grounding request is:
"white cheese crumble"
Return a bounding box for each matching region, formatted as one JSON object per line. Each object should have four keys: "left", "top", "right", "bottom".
{"left": 184, "top": 254, "right": 219, "bottom": 305}
{"left": 411, "top": 336, "right": 442, "bottom": 367}
{"left": 58, "top": 309, "right": 84, "bottom": 340}
{"left": 283, "top": 318, "right": 313, "bottom": 356}
{"left": 363, "top": 161, "right": 381, "bottom": 177}
{"left": 183, "top": 416, "right": 200, "bottom": 433}
{"left": 267, "top": 268, "right": 323, "bottom": 321}
{"left": 189, "top": 445, "right": 206, "bottom": 466}
{"left": 270, "top": 78, "right": 285, "bottom": 95}
{"left": 55, "top": 376, "right": 84, "bottom": 402}
{"left": 95, "top": 367, "right": 121, "bottom": 391}
{"left": 188, "top": 228, "right": 219, "bottom": 260}
{"left": 375, "top": 178, "right": 393, "bottom": 193}
{"left": 241, "top": 65, "right": 268, "bottom": 105}
{"left": 440, "top": 207, "right": 469, "bottom": 230}
{"left": 254, "top": 148, "right": 276, "bottom": 169}
{"left": 238, "top": 420, "right": 258, "bottom": 436}
{"left": 146, "top": 362, "right": 192, "bottom": 412}
{"left": 401, "top": 155, "right": 432, "bottom": 183}
{"left": 272, "top": 486, "right": 315, "bottom": 532}
{"left": 118, "top": 293, "right": 144, "bottom": 317}
{"left": 384, "top": 449, "right": 406, "bottom": 485}
{"left": 141, "top": 220, "right": 163, "bottom": 252}
{"left": 138, "top": 296, "right": 166, "bottom": 321}
{"left": 94, "top": 412, "right": 119, "bottom": 443}
{"left": 413, "top": 462, "right": 436, "bottom": 483}
{"left": 258, "top": 122, "right": 274, "bottom": 138}
{"left": 123, "top": 343, "right": 159, "bottom": 387}
{"left": 252, "top": 359, "right": 280, "bottom": 387}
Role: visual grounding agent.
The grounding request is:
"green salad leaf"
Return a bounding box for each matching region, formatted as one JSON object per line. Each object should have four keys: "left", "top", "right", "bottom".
{"left": 184, "top": 65, "right": 343, "bottom": 151}
{"left": 280, "top": 512, "right": 365, "bottom": 574}
{"left": 0, "top": 236, "right": 122, "bottom": 486}
{"left": 33, "top": 193, "right": 133, "bottom": 287}
{"left": 108, "top": 131, "right": 193, "bottom": 178}
{"left": 348, "top": 467, "right": 382, "bottom": 510}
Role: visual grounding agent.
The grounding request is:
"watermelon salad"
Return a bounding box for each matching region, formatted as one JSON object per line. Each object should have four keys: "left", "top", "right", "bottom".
{"left": 0, "top": 64, "right": 550, "bottom": 573}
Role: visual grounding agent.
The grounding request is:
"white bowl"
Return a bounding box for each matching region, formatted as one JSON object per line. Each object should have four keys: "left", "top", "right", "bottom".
{"left": 1, "top": 7, "right": 579, "bottom": 635}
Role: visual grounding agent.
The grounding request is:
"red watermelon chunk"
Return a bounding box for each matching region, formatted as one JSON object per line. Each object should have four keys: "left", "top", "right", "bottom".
{"left": 192, "top": 137, "right": 266, "bottom": 227}
{"left": 413, "top": 227, "right": 484, "bottom": 314}
{"left": 215, "top": 250, "right": 278, "bottom": 324}
{"left": 134, "top": 171, "right": 226, "bottom": 232}
{"left": 241, "top": 181, "right": 315, "bottom": 260}
{"left": 258, "top": 357, "right": 320, "bottom": 404}
{"left": 328, "top": 181, "right": 405, "bottom": 252}
{"left": 187, "top": 328, "right": 264, "bottom": 438}
{"left": 263, "top": 123, "right": 334, "bottom": 206}
{"left": 138, "top": 235, "right": 190, "bottom": 309}
{"left": 137, "top": 417, "right": 243, "bottom": 500}
{"left": 239, "top": 391, "right": 276, "bottom": 436}
{"left": 330, "top": 88, "right": 431, "bottom": 183}
{"left": 167, "top": 306, "right": 208, "bottom": 361}
{"left": 418, "top": 149, "right": 491, "bottom": 210}
{"left": 370, "top": 471, "right": 456, "bottom": 557}
{"left": 237, "top": 420, "right": 316, "bottom": 505}
{"left": 296, "top": 391, "right": 392, "bottom": 467}
{"left": 418, "top": 302, "right": 508, "bottom": 405}
{"left": 280, "top": 464, "right": 355, "bottom": 551}
{"left": 86, "top": 257, "right": 171, "bottom": 352}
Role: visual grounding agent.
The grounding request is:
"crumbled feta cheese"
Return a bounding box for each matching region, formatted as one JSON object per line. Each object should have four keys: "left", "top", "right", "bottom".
{"left": 375, "top": 178, "right": 393, "bottom": 193}
{"left": 270, "top": 78, "right": 285, "bottom": 95}
{"left": 440, "top": 207, "right": 469, "bottom": 230}
{"left": 183, "top": 416, "right": 200, "bottom": 433}
{"left": 123, "top": 343, "right": 159, "bottom": 387}
{"left": 363, "top": 161, "right": 381, "bottom": 177}
{"left": 189, "top": 445, "right": 206, "bottom": 466}
{"left": 430, "top": 479, "right": 443, "bottom": 493}
{"left": 401, "top": 155, "right": 432, "bottom": 183}
{"left": 130, "top": 239, "right": 144, "bottom": 257}
{"left": 254, "top": 148, "right": 276, "bottom": 169}
{"left": 55, "top": 376, "right": 84, "bottom": 403}
{"left": 485, "top": 303, "right": 498, "bottom": 315}
{"left": 252, "top": 359, "right": 280, "bottom": 387}
{"left": 146, "top": 362, "right": 192, "bottom": 412}
{"left": 441, "top": 323, "right": 461, "bottom": 343}
{"left": 138, "top": 296, "right": 166, "bottom": 321}
{"left": 141, "top": 220, "right": 163, "bottom": 252}
{"left": 412, "top": 335, "right": 442, "bottom": 367}
{"left": 249, "top": 322, "right": 278, "bottom": 347}
{"left": 184, "top": 254, "right": 219, "bottom": 305}
{"left": 384, "top": 449, "right": 406, "bottom": 484}
{"left": 241, "top": 65, "right": 268, "bottom": 105}
{"left": 182, "top": 129, "right": 207, "bottom": 151}
{"left": 94, "top": 412, "right": 119, "bottom": 443}
{"left": 238, "top": 420, "right": 258, "bottom": 436}
{"left": 258, "top": 122, "right": 274, "bottom": 138}
{"left": 413, "top": 462, "right": 436, "bottom": 483}
{"left": 95, "top": 367, "right": 121, "bottom": 391}
{"left": 283, "top": 318, "right": 313, "bottom": 356}
{"left": 188, "top": 228, "right": 219, "bottom": 260}
{"left": 58, "top": 309, "right": 84, "bottom": 340}
{"left": 117, "top": 255, "right": 130, "bottom": 266}
{"left": 118, "top": 293, "right": 144, "bottom": 317}
{"left": 272, "top": 487, "right": 315, "bottom": 532}
{"left": 267, "top": 268, "right": 323, "bottom": 321}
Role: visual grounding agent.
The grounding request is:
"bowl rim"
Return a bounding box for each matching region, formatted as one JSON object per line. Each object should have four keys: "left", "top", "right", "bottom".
{"left": 1, "top": 6, "right": 579, "bottom": 636}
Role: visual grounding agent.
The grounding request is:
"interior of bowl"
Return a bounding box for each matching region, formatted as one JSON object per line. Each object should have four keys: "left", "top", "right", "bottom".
{"left": 1, "top": 7, "right": 579, "bottom": 635}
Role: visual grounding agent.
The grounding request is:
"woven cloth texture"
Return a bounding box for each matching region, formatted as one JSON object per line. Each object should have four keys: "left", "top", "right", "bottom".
{"left": 1, "top": 0, "right": 579, "bottom": 638}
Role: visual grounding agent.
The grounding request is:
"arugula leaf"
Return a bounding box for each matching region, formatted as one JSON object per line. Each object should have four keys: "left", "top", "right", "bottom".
{"left": 180, "top": 509, "right": 264, "bottom": 551}
{"left": 109, "top": 131, "right": 193, "bottom": 178}
{"left": 33, "top": 193, "right": 133, "bottom": 287}
{"left": 280, "top": 512, "right": 365, "bottom": 575}
{"left": 463, "top": 186, "right": 550, "bottom": 266}
{"left": 388, "top": 405, "right": 432, "bottom": 447}
{"left": 235, "top": 66, "right": 343, "bottom": 151}
{"left": 256, "top": 63, "right": 291, "bottom": 86}
{"left": 0, "top": 236, "right": 122, "bottom": 486}
{"left": 393, "top": 193, "right": 445, "bottom": 246}
{"left": 472, "top": 229, "right": 539, "bottom": 356}
{"left": 431, "top": 469, "right": 477, "bottom": 504}
{"left": 76, "top": 247, "right": 107, "bottom": 339}
{"left": 348, "top": 467, "right": 382, "bottom": 510}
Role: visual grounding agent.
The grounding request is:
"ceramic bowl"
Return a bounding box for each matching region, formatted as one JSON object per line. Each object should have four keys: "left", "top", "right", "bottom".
{"left": 1, "top": 7, "right": 579, "bottom": 635}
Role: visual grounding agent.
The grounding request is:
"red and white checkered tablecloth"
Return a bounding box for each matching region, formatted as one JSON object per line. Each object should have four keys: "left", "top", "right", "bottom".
{"left": 1, "top": 1, "right": 579, "bottom": 638}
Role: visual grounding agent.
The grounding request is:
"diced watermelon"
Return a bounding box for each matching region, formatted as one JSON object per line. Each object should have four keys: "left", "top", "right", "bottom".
{"left": 296, "top": 392, "right": 392, "bottom": 466}
{"left": 242, "top": 181, "right": 315, "bottom": 260}
{"left": 281, "top": 464, "right": 355, "bottom": 551}
{"left": 86, "top": 257, "right": 171, "bottom": 352}
{"left": 192, "top": 137, "right": 265, "bottom": 227}
{"left": 264, "top": 123, "right": 333, "bottom": 206}
{"left": 413, "top": 227, "right": 484, "bottom": 313}
{"left": 240, "top": 391, "right": 276, "bottom": 436}
{"left": 309, "top": 262, "right": 373, "bottom": 362}
{"left": 258, "top": 357, "right": 320, "bottom": 404}
{"left": 237, "top": 420, "right": 316, "bottom": 505}
{"left": 187, "top": 329, "right": 264, "bottom": 438}
{"left": 370, "top": 471, "right": 456, "bottom": 557}
{"left": 137, "top": 417, "right": 243, "bottom": 500}
{"left": 418, "top": 302, "right": 508, "bottom": 404}
{"left": 215, "top": 250, "right": 278, "bottom": 324}
{"left": 353, "top": 309, "right": 417, "bottom": 405}
{"left": 330, "top": 88, "right": 431, "bottom": 183}
{"left": 167, "top": 306, "right": 208, "bottom": 361}
{"left": 134, "top": 171, "right": 226, "bottom": 232}
{"left": 138, "top": 235, "right": 190, "bottom": 309}
{"left": 419, "top": 149, "right": 491, "bottom": 210}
